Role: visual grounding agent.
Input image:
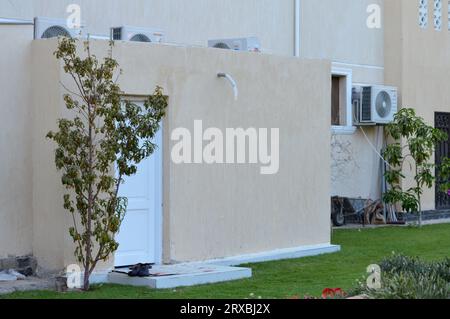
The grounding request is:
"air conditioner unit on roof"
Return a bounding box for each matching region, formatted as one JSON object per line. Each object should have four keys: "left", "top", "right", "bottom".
{"left": 34, "top": 17, "right": 82, "bottom": 39}
{"left": 352, "top": 85, "right": 398, "bottom": 125}
{"left": 208, "top": 37, "right": 261, "bottom": 52}
{"left": 111, "top": 26, "right": 164, "bottom": 43}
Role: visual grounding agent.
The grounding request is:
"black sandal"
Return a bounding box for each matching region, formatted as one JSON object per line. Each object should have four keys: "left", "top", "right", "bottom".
{"left": 127, "top": 263, "right": 154, "bottom": 277}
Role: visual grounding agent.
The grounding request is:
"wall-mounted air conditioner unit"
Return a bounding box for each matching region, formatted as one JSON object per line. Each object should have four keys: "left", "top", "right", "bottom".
{"left": 352, "top": 85, "right": 398, "bottom": 125}
{"left": 208, "top": 37, "right": 261, "bottom": 52}
{"left": 34, "top": 17, "right": 82, "bottom": 39}
{"left": 111, "top": 26, "right": 164, "bottom": 43}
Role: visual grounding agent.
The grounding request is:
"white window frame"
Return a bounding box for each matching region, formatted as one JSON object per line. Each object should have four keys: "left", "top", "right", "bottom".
{"left": 331, "top": 66, "right": 356, "bottom": 135}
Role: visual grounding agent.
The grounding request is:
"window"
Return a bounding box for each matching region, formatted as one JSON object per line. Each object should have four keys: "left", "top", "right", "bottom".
{"left": 331, "top": 66, "right": 355, "bottom": 135}
{"left": 331, "top": 76, "right": 344, "bottom": 126}
{"left": 434, "top": 0, "right": 442, "bottom": 30}
{"left": 448, "top": 0, "right": 450, "bottom": 30}
{"left": 419, "top": 0, "right": 428, "bottom": 28}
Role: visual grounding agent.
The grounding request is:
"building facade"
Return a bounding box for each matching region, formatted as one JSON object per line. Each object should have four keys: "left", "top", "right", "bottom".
{"left": 0, "top": 0, "right": 449, "bottom": 276}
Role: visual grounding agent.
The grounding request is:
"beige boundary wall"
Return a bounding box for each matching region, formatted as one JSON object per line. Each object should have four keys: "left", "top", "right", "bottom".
{"left": 30, "top": 39, "right": 332, "bottom": 270}
{"left": 0, "top": 0, "right": 294, "bottom": 259}
{"left": 0, "top": 25, "right": 34, "bottom": 258}
{"left": 0, "top": 0, "right": 387, "bottom": 260}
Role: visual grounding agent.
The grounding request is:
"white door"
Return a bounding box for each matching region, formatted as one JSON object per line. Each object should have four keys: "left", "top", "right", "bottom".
{"left": 114, "top": 128, "right": 163, "bottom": 267}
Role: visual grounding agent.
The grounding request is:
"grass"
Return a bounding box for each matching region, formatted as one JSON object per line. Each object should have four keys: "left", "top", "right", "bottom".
{"left": 2, "top": 223, "right": 450, "bottom": 299}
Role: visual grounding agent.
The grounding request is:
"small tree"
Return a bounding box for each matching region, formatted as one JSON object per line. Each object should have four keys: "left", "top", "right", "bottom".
{"left": 47, "top": 38, "right": 168, "bottom": 290}
{"left": 383, "top": 108, "right": 447, "bottom": 227}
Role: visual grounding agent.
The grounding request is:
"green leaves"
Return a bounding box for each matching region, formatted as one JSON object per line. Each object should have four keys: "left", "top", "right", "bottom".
{"left": 47, "top": 37, "right": 168, "bottom": 290}
{"left": 383, "top": 108, "right": 447, "bottom": 219}
{"left": 438, "top": 157, "right": 450, "bottom": 193}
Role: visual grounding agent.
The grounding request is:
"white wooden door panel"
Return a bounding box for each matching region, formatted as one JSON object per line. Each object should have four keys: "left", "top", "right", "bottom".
{"left": 115, "top": 127, "right": 162, "bottom": 267}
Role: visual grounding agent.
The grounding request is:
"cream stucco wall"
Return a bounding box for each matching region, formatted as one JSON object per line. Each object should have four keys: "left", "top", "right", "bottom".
{"left": 296, "top": 0, "right": 388, "bottom": 200}
{"left": 385, "top": 0, "right": 450, "bottom": 211}
{"left": 0, "top": 25, "right": 34, "bottom": 258}
{"left": 31, "top": 40, "right": 76, "bottom": 270}
{"left": 0, "top": 0, "right": 371, "bottom": 268}
{"left": 300, "top": 0, "right": 384, "bottom": 67}
{"left": 0, "top": 0, "right": 294, "bottom": 56}
{"left": 0, "top": 0, "right": 294, "bottom": 262}
{"left": 155, "top": 47, "right": 331, "bottom": 263}
{"left": 30, "top": 39, "right": 331, "bottom": 269}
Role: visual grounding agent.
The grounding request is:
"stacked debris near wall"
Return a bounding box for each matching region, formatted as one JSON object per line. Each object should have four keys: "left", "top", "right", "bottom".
{"left": 331, "top": 197, "right": 386, "bottom": 227}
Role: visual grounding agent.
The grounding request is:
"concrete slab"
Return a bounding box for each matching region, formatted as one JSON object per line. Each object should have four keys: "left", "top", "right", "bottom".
{"left": 108, "top": 264, "right": 252, "bottom": 289}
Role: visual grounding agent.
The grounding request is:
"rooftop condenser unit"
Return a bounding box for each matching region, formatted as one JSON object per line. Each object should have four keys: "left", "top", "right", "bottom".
{"left": 111, "top": 26, "right": 164, "bottom": 43}
{"left": 208, "top": 37, "right": 261, "bottom": 52}
{"left": 34, "top": 17, "right": 82, "bottom": 39}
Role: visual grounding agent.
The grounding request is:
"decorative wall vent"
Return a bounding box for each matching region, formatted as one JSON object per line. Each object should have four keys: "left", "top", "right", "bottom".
{"left": 419, "top": 0, "right": 428, "bottom": 28}
{"left": 434, "top": 0, "right": 442, "bottom": 30}
{"left": 448, "top": 0, "right": 450, "bottom": 30}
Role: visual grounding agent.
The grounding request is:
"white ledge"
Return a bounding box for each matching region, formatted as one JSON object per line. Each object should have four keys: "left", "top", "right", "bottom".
{"left": 198, "top": 243, "right": 341, "bottom": 266}
{"left": 331, "top": 126, "right": 357, "bottom": 135}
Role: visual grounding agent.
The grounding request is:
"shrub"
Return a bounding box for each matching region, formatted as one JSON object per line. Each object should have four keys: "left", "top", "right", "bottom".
{"left": 380, "top": 254, "right": 450, "bottom": 282}
{"left": 354, "top": 254, "right": 450, "bottom": 299}
{"left": 368, "top": 271, "right": 449, "bottom": 299}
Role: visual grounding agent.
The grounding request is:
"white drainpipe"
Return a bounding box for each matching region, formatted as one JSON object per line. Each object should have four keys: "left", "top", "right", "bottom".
{"left": 294, "top": 0, "right": 301, "bottom": 57}
{"left": 0, "top": 17, "right": 34, "bottom": 25}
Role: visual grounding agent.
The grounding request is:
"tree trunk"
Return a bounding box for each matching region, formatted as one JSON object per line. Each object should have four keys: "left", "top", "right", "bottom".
{"left": 83, "top": 104, "right": 94, "bottom": 291}
{"left": 416, "top": 167, "right": 423, "bottom": 228}
{"left": 418, "top": 207, "right": 422, "bottom": 228}
{"left": 418, "top": 189, "right": 422, "bottom": 228}
{"left": 83, "top": 267, "right": 90, "bottom": 291}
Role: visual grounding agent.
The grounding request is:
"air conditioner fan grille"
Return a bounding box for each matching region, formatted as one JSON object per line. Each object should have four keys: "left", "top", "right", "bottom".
{"left": 375, "top": 91, "right": 392, "bottom": 118}
{"left": 130, "top": 34, "right": 151, "bottom": 42}
{"left": 42, "top": 26, "right": 72, "bottom": 39}
{"left": 213, "top": 42, "right": 231, "bottom": 49}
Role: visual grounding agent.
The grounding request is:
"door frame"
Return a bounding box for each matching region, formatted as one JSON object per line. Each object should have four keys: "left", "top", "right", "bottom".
{"left": 153, "top": 122, "right": 164, "bottom": 265}
{"left": 115, "top": 96, "right": 164, "bottom": 266}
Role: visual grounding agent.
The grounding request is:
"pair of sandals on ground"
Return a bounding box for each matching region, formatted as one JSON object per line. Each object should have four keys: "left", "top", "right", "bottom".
{"left": 127, "top": 263, "right": 154, "bottom": 277}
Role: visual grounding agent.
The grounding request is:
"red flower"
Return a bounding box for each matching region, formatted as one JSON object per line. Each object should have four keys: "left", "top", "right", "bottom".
{"left": 322, "top": 288, "right": 346, "bottom": 299}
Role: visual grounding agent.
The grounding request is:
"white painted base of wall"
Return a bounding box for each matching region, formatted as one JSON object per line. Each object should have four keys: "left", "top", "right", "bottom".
{"left": 89, "top": 269, "right": 112, "bottom": 284}
{"left": 199, "top": 243, "right": 341, "bottom": 266}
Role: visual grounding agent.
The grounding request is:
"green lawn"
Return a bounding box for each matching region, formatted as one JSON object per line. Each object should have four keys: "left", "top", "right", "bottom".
{"left": 2, "top": 223, "right": 450, "bottom": 299}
